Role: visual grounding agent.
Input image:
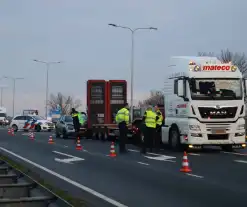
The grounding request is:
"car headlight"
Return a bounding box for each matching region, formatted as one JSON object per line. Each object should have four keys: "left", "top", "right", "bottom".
{"left": 237, "top": 124, "right": 245, "bottom": 130}
{"left": 189, "top": 125, "right": 201, "bottom": 131}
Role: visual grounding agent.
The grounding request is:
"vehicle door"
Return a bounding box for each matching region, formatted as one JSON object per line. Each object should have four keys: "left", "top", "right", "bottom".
{"left": 56, "top": 116, "right": 64, "bottom": 133}
{"left": 17, "top": 116, "right": 28, "bottom": 129}
{"left": 25, "top": 116, "right": 35, "bottom": 129}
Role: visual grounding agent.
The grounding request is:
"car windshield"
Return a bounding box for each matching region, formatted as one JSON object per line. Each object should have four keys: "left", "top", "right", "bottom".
{"left": 65, "top": 116, "right": 73, "bottom": 122}
{"left": 189, "top": 78, "right": 242, "bottom": 100}
{"left": 0, "top": 113, "right": 6, "bottom": 117}
{"left": 32, "top": 116, "right": 44, "bottom": 120}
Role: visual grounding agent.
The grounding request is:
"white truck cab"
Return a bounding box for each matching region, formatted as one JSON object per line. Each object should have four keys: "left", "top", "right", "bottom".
{"left": 162, "top": 56, "right": 247, "bottom": 151}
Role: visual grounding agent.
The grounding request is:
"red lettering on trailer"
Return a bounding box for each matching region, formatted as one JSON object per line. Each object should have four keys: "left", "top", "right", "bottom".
{"left": 177, "top": 104, "right": 187, "bottom": 108}
{"left": 202, "top": 65, "right": 230, "bottom": 71}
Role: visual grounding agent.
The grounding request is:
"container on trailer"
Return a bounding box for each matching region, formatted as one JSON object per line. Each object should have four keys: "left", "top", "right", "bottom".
{"left": 87, "top": 80, "right": 107, "bottom": 128}
{"left": 107, "top": 80, "right": 127, "bottom": 124}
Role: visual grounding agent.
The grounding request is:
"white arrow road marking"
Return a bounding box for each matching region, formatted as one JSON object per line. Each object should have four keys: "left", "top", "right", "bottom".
{"left": 53, "top": 151, "right": 84, "bottom": 164}
{"left": 234, "top": 160, "right": 247, "bottom": 164}
{"left": 144, "top": 155, "right": 176, "bottom": 162}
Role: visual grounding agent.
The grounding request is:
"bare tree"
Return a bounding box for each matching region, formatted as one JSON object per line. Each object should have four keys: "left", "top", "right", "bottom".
{"left": 139, "top": 90, "right": 164, "bottom": 106}
{"left": 198, "top": 49, "right": 247, "bottom": 75}
{"left": 48, "top": 92, "right": 82, "bottom": 115}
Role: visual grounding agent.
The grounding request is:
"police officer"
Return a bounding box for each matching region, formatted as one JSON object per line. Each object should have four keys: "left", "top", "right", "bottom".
{"left": 115, "top": 103, "right": 130, "bottom": 153}
{"left": 154, "top": 105, "right": 164, "bottom": 152}
{"left": 141, "top": 106, "right": 158, "bottom": 154}
{"left": 71, "top": 108, "right": 80, "bottom": 138}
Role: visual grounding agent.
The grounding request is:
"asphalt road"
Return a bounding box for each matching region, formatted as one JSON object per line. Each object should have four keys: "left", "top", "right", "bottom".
{"left": 0, "top": 129, "right": 247, "bottom": 207}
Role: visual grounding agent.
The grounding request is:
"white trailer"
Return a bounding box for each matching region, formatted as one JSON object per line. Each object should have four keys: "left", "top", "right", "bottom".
{"left": 162, "top": 56, "right": 247, "bottom": 151}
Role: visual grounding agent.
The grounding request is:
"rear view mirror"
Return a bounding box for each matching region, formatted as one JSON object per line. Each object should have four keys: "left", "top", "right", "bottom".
{"left": 177, "top": 80, "right": 185, "bottom": 97}
{"left": 245, "top": 79, "right": 247, "bottom": 97}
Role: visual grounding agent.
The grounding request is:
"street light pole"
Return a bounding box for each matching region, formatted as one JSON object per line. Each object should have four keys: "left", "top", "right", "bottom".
{"left": 0, "top": 86, "right": 7, "bottom": 107}
{"left": 108, "top": 23, "right": 157, "bottom": 121}
{"left": 33, "top": 59, "right": 62, "bottom": 119}
{"left": 3, "top": 76, "right": 24, "bottom": 117}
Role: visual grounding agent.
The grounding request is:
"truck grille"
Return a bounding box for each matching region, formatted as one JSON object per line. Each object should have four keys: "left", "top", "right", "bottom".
{"left": 208, "top": 134, "right": 228, "bottom": 140}
{"left": 198, "top": 107, "right": 237, "bottom": 119}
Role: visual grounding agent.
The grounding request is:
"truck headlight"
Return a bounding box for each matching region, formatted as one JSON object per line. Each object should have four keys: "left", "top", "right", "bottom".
{"left": 237, "top": 124, "right": 245, "bottom": 130}
{"left": 189, "top": 125, "right": 201, "bottom": 131}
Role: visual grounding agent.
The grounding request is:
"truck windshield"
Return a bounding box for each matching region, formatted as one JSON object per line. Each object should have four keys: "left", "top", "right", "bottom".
{"left": 189, "top": 78, "right": 242, "bottom": 100}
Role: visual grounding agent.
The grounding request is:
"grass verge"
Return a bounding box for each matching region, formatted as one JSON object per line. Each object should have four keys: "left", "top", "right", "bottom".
{"left": 0, "top": 154, "right": 88, "bottom": 207}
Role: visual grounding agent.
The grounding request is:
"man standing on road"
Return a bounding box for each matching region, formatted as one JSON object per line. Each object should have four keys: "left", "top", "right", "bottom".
{"left": 154, "top": 105, "right": 164, "bottom": 152}
{"left": 71, "top": 108, "right": 80, "bottom": 139}
{"left": 115, "top": 103, "right": 130, "bottom": 154}
{"left": 141, "top": 106, "right": 158, "bottom": 154}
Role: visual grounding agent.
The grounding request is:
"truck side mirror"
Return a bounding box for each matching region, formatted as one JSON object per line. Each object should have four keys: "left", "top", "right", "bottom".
{"left": 177, "top": 79, "right": 185, "bottom": 97}
{"left": 245, "top": 79, "right": 247, "bottom": 97}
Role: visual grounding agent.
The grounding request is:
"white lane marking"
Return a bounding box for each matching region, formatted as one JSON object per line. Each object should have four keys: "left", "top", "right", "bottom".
{"left": 221, "top": 151, "right": 247, "bottom": 156}
{"left": 234, "top": 160, "right": 247, "bottom": 164}
{"left": 186, "top": 173, "right": 204, "bottom": 178}
{"left": 137, "top": 162, "right": 149, "bottom": 166}
{"left": 144, "top": 155, "right": 176, "bottom": 162}
{"left": 128, "top": 149, "right": 177, "bottom": 157}
{"left": 128, "top": 149, "right": 139, "bottom": 152}
{"left": 53, "top": 151, "right": 84, "bottom": 164}
{"left": 0, "top": 147, "right": 127, "bottom": 207}
{"left": 188, "top": 153, "right": 200, "bottom": 156}
{"left": 64, "top": 145, "right": 68, "bottom": 148}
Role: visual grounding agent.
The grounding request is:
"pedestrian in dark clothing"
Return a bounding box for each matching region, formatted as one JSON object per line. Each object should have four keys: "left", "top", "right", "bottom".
{"left": 71, "top": 108, "right": 81, "bottom": 139}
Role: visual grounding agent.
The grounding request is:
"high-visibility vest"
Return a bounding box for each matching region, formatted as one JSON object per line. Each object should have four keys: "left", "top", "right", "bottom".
{"left": 78, "top": 113, "right": 84, "bottom": 124}
{"left": 156, "top": 110, "right": 163, "bottom": 126}
{"left": 71, "top": 113, "right": 78, "bottom": 118}
{"left": 115, "top": 108, "right": 129, "bottom": 124}
{"left": 145, "top": 110, "right": 157, "bottom": 128}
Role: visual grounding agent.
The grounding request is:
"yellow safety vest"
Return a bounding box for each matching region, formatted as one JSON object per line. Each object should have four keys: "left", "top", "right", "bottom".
{"left": 156, "top": 110, "right": 163, "bottom": 126}
{"left": 71, "top": 113, "right": 78, "bottom": 118}
{"left": 145, "top": 110, "right": 157, "bottom": 128}
{"left": 115, "top": 108, "right": 129, "bottom": 124}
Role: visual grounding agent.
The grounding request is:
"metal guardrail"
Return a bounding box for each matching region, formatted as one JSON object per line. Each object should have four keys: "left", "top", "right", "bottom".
{"left": 0, "top": 157, "right": 74, "bottom": 207}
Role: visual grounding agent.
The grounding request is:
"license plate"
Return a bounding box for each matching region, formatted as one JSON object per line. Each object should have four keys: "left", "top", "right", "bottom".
{"left": 212, "top": 129, "right": 226, "bottom": 134}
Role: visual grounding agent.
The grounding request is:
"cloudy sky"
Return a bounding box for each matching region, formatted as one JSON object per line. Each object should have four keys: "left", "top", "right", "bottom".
{"left": 0, "top": 0, "right": 246, "bottom": 116}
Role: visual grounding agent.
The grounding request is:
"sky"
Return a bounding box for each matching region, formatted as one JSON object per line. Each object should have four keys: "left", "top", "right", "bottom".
{"left": 0, "top": 0, "right": 246, "bottom": 116}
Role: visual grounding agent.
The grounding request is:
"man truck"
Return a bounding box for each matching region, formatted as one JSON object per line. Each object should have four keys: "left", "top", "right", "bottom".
{"left": 162, "top": 56, "right": 247, "bottom": 151}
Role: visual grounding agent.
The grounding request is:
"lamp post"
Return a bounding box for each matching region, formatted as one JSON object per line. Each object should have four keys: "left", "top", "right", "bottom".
{"left": 3, "top": 76, "right": 24, "bottom": 117}
{"left": 33, "top": 59, "right": 62, "bottom": 119}
{"left": 0, "top": 85, "right": 8, "bottom": 107}
{"left": 108, "top": 23, "right": 157, "bottom": 121}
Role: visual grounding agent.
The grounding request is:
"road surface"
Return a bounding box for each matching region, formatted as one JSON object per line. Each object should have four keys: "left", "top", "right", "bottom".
{"left": 0, "top": 129, "right": 247, "bottom": 207}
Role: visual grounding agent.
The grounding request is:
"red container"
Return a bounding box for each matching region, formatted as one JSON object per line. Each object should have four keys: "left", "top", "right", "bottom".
{"left": 87, "top": 80, "right": 108, "bottom": 127}
{"left": 107, "top": 80, "right": 127, "bottom": 124}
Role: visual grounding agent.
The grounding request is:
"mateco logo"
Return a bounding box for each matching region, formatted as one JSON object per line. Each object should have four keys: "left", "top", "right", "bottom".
{"left": 202, "top": 65, "right": 231, "bottom": 71}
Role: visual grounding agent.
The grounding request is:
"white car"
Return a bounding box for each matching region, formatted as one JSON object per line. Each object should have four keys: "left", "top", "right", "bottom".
{"left": 10, "top": 115, "right": 55, "bottom": 132}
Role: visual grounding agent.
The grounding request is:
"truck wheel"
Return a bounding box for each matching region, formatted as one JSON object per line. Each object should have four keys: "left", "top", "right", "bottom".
{"left": 221, "top": 145, "right": 233, "bottom": 152}
{"left": 169, "top": 127, "right": 182, "bottom": 151}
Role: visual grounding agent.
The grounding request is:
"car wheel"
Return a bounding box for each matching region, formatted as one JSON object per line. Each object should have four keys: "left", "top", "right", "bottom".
{"left": 35, "top": 125, "right": 41, "bottom": 132}
{"left": 61, "top": 129, "right": 68, "bottom": 139}
{"left": 12, "top": 124, "right": 18, "bottom": 132}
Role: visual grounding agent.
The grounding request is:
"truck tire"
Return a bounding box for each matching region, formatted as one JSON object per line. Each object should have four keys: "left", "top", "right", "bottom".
{"left": 221, "top": 145, "right": 233, "bottom": 152}
{"left": 169, "top": 127, "right": 182, "bottom": 151}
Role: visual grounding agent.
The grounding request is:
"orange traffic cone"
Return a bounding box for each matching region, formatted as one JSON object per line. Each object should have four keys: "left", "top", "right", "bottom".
{"left": 8, "top": 128, "right": 11, "bottom": 135}
{"left": 180, "top": 151, "right": 192, "bottom": 173}
{"left": 109, "top": 142, "right": 116, "bottom": 157}
{"left": 29, "top": 132, "right": 35, "bottom": 140}
{"left": 48, "top": 136, "right": 54, "bottom": 144}
{"left": 76, "top": 138, "right": 82, "bottom": 150}
{"left": 11, "top": 128, "right": 14, "bottom": 136}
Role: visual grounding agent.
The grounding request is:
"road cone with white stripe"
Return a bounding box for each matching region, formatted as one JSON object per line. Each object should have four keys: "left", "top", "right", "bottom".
{"left": 109, "top": 142, "right": 116, "bottom": 157}
{"left": 180, "top": 151, "right": 192, "bottom": 173}
{"left": 76, "top": 138, "right": 82, "bottom": 150}
{"left": 8, "top": 128, "right": 11, "bottom": 135}
{"left": 48, "top": 136, "right": 54, "bottom": 144}
{"left": 29, "top": 132, "right": 35, "bottom": 140}
{"left": 11, "top": 128, "right": 14, "bottom": 136}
